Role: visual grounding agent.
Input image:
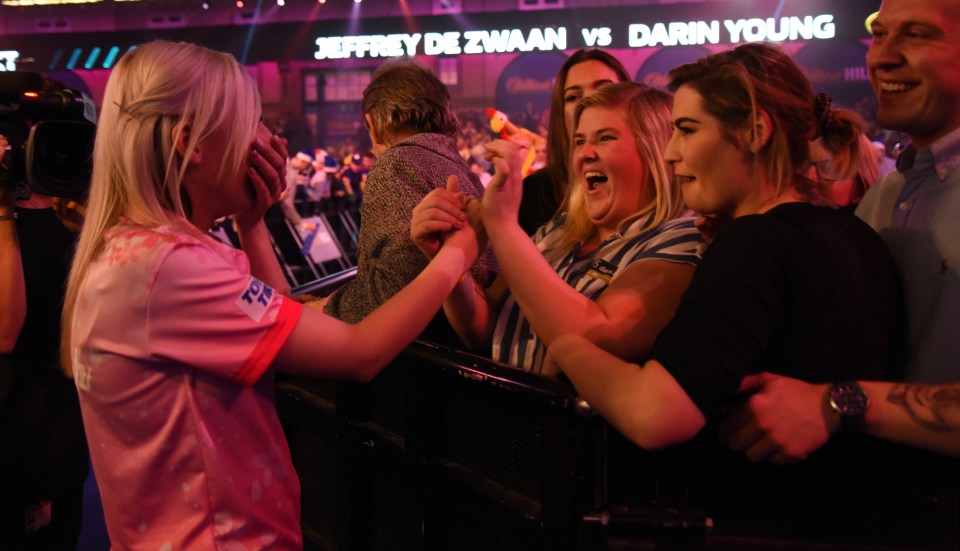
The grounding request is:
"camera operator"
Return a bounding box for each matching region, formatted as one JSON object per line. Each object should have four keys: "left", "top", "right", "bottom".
{"left": 0, "top": 128, "right": 89, "bottom": 549}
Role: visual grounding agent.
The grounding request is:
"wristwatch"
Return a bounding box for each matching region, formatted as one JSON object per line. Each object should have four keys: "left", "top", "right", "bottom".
{"left": 828, "top": 381, "right": 869, "bottom": 432}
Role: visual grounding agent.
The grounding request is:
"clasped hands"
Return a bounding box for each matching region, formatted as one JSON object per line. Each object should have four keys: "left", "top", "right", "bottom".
{"left": 411, "top": 139, "right": 528, "bottom": 261}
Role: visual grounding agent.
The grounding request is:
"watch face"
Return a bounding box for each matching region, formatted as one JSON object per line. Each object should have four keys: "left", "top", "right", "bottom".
{"left": 831, "top": 382, "right": 868, "bottom": 417}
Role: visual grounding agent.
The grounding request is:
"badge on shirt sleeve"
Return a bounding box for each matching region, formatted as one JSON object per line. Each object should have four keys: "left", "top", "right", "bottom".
{"left": 235, "top": 277, "right": 274, "bottom": 322}
{"left": 586, "top": 259, "right": 618, "bottom": 283}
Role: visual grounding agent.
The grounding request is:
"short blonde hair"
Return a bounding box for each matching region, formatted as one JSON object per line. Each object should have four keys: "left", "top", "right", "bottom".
{"left": 546, "top": 82, "right": 681, "bottom": 262}
{"left": 61, "top": 40, "right": 261, "bottom": 375}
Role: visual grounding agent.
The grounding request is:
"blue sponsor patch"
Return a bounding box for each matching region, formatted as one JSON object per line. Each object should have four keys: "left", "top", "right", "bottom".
{"left": 235, "top": 277, "right": 274, "bottom": 322}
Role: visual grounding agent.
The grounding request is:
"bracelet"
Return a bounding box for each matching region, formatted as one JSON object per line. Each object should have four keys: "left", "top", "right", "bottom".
{"left": 0, "top": 212, "right": 16, "bottom": 222}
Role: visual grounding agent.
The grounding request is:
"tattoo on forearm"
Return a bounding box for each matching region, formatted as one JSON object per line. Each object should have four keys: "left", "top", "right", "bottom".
{"left": 887, "top": 384, "right": 960, "bottom": 433}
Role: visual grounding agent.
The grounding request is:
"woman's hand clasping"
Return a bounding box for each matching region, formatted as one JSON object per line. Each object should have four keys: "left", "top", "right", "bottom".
{"left": 412, "top": 175, "right": 471, "bottom": 259}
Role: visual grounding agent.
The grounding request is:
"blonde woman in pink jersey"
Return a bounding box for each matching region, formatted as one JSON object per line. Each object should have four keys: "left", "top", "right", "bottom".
{"left": 61, "top": 40, "right": 480, "bottom": 550}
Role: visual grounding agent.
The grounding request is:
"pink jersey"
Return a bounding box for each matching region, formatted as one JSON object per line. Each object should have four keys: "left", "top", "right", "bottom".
{"left": 71, "top": 221, "right": 303, "bottom": 550}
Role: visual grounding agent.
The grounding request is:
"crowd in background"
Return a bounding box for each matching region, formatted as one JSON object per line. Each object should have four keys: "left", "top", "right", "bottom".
{"left": 263, "top": 107, "right": 550, "bottom": 196}
{"left": 263, "top": 110, "right": 902, "bottom": 229}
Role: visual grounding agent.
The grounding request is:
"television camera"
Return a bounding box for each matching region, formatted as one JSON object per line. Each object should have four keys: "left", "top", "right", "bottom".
{"left": 0, "top": 71, "right": 96, "bottom": 200}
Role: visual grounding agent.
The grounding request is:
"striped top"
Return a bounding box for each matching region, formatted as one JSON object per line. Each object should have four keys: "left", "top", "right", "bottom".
{"left": 491, "top": 213, "right": 703, "bottom": 373}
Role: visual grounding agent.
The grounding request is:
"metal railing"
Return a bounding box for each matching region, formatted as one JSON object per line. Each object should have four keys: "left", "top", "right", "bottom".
{"left": 278, "top": 278, "right": 960, "bottom": 551}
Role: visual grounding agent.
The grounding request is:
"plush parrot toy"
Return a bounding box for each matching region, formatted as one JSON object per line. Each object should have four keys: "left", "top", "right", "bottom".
{"left": 486, "top": 107, "right": 545, "bottom": 178}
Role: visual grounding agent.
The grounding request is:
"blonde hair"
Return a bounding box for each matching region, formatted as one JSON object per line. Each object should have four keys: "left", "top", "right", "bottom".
{"left": 544, "top": 50, "right": 630, "bottom": 214}
{"left": 545, "top": 82, "right": 682, "bottom": 263}
{"left": 61, "top": 40, "right": 261, "bottom": 376}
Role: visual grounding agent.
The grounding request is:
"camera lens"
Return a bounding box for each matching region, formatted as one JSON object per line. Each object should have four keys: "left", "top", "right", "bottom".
{"left": 26, "top": 121, "right": 95, "bottom": 199}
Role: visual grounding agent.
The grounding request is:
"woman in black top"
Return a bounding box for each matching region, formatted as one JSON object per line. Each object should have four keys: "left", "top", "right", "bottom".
{"left": 547, "top": 43, "right": 902, "bottom": 454}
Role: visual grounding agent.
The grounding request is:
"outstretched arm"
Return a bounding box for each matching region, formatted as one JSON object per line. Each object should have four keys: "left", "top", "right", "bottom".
{"left": 549, "top": 333, "right": 706, "bottom": 449}
{"left": 276, "top": 207, "right": 482, "bottom": 381}
{"left": 494, "top": 223, "right": 692, "bottom": 364}
{"left": 719, "top": 373, "right": 960, "bottom": 462}
{"left": 410, "top": 175, "right": 500, "bottom": 350}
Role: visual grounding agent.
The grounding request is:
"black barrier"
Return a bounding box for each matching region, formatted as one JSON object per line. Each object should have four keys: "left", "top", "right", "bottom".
{"left": 277, "top": 278, "right": 960, "bottom": 550}
{"left": 277, "top": 340, "right": 603, "bottom": 551}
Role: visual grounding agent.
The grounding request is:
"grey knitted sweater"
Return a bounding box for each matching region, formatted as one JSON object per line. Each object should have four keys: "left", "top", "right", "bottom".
{"left": 324, "top": 133, "right": 494, "bottom": 327}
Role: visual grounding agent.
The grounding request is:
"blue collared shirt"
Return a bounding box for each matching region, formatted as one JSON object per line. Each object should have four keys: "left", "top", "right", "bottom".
{"left": 856, "top": 125, "right": 960, "bottom": 382}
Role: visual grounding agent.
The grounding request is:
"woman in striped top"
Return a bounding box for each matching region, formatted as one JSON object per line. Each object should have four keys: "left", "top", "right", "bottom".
{"left": 546, "top": 43, "right": 900, "bottom": 452}
{"left": 411, "top": 83, "right": 703, "bottom": 374}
